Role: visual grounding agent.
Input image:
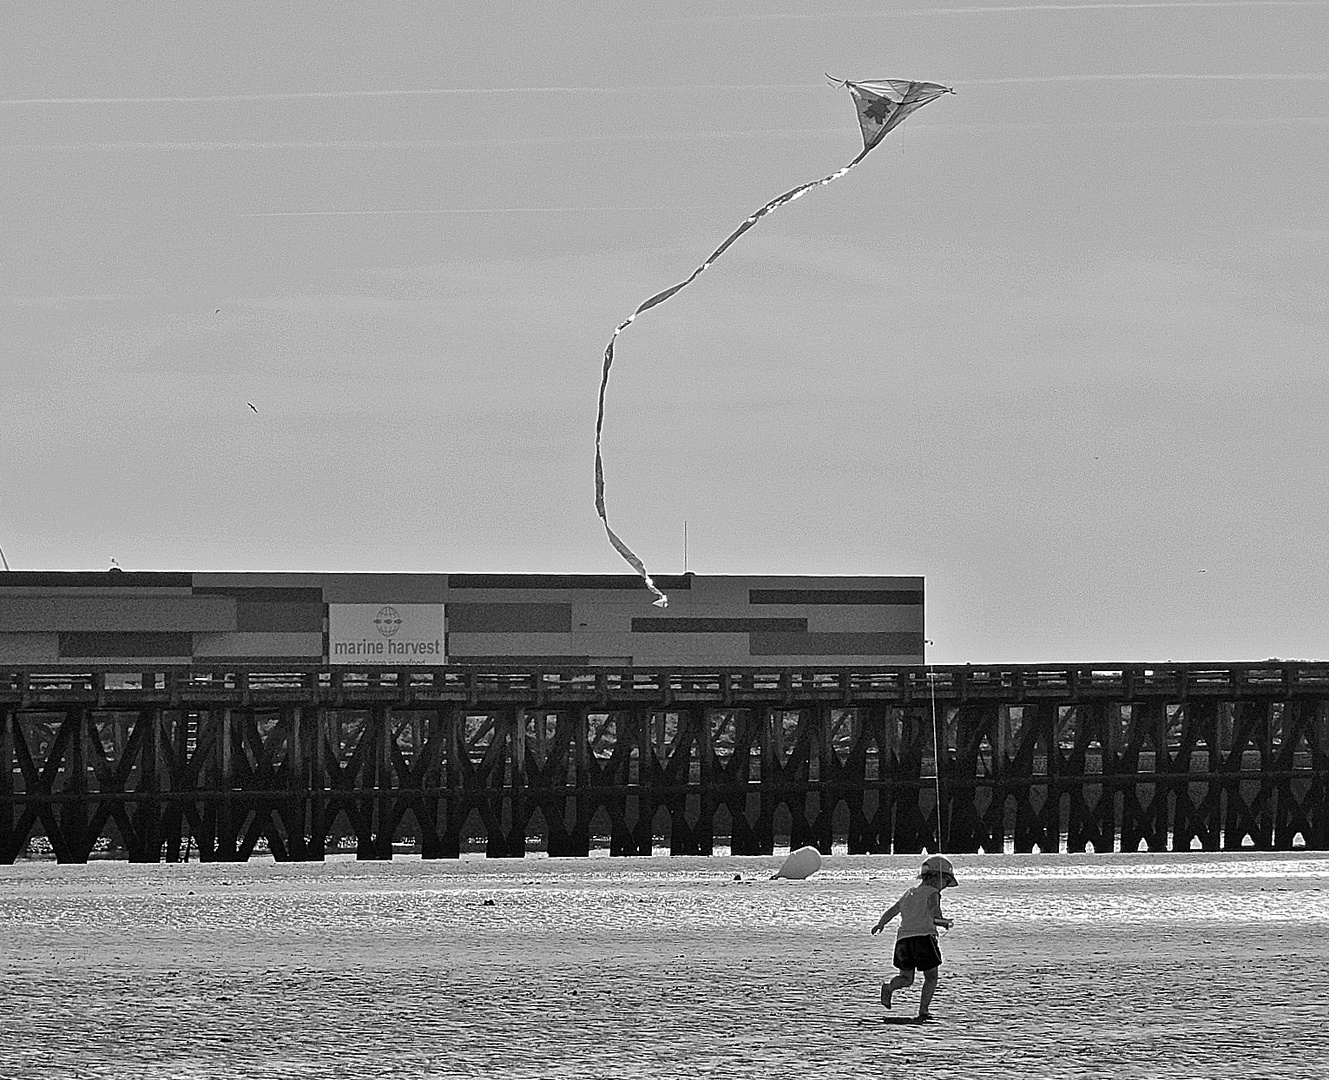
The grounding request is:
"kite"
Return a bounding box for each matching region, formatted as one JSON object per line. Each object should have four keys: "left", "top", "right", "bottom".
{"left": 593, "top": 78, "right": 953, "bottom": 607}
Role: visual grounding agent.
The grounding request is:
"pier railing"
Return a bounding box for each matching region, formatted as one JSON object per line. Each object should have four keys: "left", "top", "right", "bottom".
{"left": 2, "top": 663, "right": 1326, "bottom": 862}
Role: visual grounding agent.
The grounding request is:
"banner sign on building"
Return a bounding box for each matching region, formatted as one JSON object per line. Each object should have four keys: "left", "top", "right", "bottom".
{"left": 328, "top": 604, "right": 444, "bottom": 665}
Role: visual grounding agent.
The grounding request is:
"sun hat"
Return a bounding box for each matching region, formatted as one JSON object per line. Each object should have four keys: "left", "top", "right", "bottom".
{"left": 921, "top": 855, "right": 958, "bottom": 887}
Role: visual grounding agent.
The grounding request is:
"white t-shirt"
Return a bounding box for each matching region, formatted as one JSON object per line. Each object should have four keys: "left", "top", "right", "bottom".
{"left": 895, "top": 883, "right": 942, "bottom": 940}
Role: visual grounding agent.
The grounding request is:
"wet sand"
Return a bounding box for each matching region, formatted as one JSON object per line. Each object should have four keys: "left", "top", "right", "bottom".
{"left": 2, "top": 852, "right": 1326, "bottom": 1079}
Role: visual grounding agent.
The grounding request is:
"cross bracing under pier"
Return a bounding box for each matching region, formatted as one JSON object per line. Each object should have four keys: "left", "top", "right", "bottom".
{"left": 2, "top": 663, "right": 1326, "bottom": 862}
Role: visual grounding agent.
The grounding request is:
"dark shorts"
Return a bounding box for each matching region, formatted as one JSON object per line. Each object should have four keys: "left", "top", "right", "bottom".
{"left": 892, "top": 934, "right": 942, "bottom": 972}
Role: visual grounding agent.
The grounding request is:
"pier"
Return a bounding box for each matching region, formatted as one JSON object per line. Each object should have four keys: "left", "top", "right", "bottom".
{"left": 2, "top": 662, "right": 1326, "bottom": 862}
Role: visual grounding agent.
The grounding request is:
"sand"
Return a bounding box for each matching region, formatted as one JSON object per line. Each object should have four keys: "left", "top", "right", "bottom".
{"left": 2, "top": 851, "right": 1327, "bottom": 1079}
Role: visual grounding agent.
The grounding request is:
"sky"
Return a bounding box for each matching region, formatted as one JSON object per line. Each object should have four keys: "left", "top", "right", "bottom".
{"left": 3, "top": 1, "right": 1327, "bottom": 665}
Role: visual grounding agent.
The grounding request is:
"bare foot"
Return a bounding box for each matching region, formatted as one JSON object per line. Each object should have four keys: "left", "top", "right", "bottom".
{"left": 916, "top": 1013, "right": 934, "bottom": 1022}
{"left": 881, "top": 983, "right": 892, "bottom": 1009}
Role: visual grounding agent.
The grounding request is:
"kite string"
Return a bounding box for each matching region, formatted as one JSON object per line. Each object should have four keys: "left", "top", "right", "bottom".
{"left": 593, "top": 149, "right": 876, "bottom": 608}
{"left": 927, "top": 664, "right": 953, "bottom": 939}
{"left": 929, "top": 665, "right": 944, "bottom": 859}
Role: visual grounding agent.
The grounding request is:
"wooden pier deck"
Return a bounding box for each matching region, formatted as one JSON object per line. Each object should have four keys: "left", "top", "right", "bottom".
{"left": 2, "top": 663, "right": 1327, "bottom": 862}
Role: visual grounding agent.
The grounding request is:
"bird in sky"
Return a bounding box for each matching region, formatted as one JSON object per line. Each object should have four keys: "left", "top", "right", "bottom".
{"left": 247, "top": 402, "right": 258, "bottom": 413}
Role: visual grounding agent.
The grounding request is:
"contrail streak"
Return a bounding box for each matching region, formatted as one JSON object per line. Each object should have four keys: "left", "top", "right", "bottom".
{"left": 711, "top": 0, "right": 1329, "bottom": 15}
{"left": 0, "top": 87, "right": 615, "bottom": 106}
{"left": 0, "top": 131, "right": 832, "bottom": 153}
{"left": 941, "top": 114, "right": 1329, "bottom": 128}
{"left": 3, "top": 68, "right": 1326, "bottom": 110}
{"left": 0, "top": 84, "right": 815, "bottom": 107}
{"left": 910, "top": 0, "right": 1329, "bottom": 11}
{"left": 6, "top": 104, "right": 1327, "bottom": 156}
{"left": 1, "top": 140, "right": 447, "bottom": 152}
{"left": 967, "top": 71, "right": 1329, "bottom": 83}
{"left": 242, "top": 206, "right": 711, "bottom": 217}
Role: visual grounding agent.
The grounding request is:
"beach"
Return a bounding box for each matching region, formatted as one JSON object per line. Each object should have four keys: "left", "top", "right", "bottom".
{"left": 2, "top": 851, "right": 1326, "bottom": 1079}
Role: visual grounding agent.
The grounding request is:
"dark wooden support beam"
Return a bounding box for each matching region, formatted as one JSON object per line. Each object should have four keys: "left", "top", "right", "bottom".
{"left": 369, "top": 703, "right": 393, "bottom": 859}
{"left": 283, "top": 705, "right": 309, "bottom": 861}
{"left": 217, "top": 708, "right": 241, "bottom": 861}
{"left": 125, "top": 708, "right": 162, "bottom": 862}
{"left": 435, "top": 704, "right": 465, "bottom": 859}
{"left": 309, "top": 707, "right": 328, "bottom": 861}
{"left": 0, "top": 706, "right": 14, "bottom": 861}
{"left": 59, "top": 705, "right": 90, "bottom": 863}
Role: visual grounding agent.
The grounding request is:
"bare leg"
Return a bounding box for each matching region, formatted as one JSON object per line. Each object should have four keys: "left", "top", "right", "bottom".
{"left": 918, "top": 966, "right": 939, "bottom": 1019}
{"left": 882, "top": 969, "right": 914, "bottom": 1008}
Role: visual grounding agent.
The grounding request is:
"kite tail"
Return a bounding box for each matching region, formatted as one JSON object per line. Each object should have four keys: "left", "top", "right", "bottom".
{"left": 593, "top": 150, "right": 880, "bottom": 607}
{"left": 596, "top": 326, "right": 669, "bottom": 607}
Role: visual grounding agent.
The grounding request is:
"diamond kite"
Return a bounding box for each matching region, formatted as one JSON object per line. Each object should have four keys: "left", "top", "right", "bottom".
{"left": 594, "top": 78, "right": 953, "bottom": 607}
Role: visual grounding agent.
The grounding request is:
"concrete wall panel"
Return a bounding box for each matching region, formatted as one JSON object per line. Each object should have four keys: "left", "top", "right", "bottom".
{"left": 193, "top": 632, "right": 324, "bottom": 659}
{"left": 235, "top": 602, "right": 325, "bottom": 633}
{"left": 0, "top": 597, "right": 235, "bottom": 632}
{"left": 447, "top": 603, "right": 572, "bottom": 633}
{"left": 319, "top": 575, "right": 447, "bottom": 604}
{"left": 749, "top": 631, "right": 923, "bottom": 656}
{"left": 799, "top": 606, "right": 925, "bottom": 633}
{"left": 447, "top": 632, "right": 577, "bottom": 658}
{"left": 0, "top": 633, "right": 60, "bottom": 663}
{"left": 630, "top": 634, "right": 755, "bottom": 666}
{"left": 58, "top": 632, "right": 193, "bottom": 658}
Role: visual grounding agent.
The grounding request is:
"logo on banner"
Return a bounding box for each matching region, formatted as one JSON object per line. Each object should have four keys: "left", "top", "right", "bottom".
{"left": 372, "top": 606, "right": 402, "bottom": 638}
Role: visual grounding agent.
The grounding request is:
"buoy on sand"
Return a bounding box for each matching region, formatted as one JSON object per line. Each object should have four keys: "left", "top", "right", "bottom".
{"left": 771, "top": 845, "right": 823, "bottom": 880}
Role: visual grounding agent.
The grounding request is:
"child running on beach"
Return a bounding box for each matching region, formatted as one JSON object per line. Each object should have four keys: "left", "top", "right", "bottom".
{"left": 870, "top": 855, "right": 957, "bottom": 1020}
